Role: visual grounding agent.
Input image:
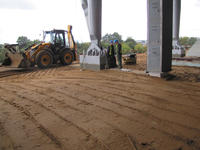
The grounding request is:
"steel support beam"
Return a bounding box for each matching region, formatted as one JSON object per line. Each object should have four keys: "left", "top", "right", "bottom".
{"left": 147, "top": 0, "right": 173, "bottom": 77}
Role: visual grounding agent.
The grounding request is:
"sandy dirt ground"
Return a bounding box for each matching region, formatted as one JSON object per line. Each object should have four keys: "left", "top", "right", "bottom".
{"left": 0, "top": 56, "right": 200, "bottom": 150}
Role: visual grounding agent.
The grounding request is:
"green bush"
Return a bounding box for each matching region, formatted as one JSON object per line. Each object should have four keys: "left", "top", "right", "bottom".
{"left": 76, "top": 42, "right": 90, "bottom": 55}
{"left": 122, "top": 43, "right": 132, "bottom": 54}
{"left": 134, "top": 43, "right": 147, "bottom": 53}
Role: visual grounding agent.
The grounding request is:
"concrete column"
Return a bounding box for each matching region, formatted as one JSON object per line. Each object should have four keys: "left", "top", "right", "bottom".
{"left": 147, "top": 0, "right": 173, "bottom": 77}
{"left": 80, "top": 0, "right": 106, "bottom": 71}
{"left": 88, "top": 0, "right": 102, "bottom": 45}
{"left": 173, "top": 0, "right": 181, "bottom": 43}
{"left": 81, "top": 0, "right": 102, "bottom": 45}
{"left": 172, "top": 0, "right": 184, "bottom": 57}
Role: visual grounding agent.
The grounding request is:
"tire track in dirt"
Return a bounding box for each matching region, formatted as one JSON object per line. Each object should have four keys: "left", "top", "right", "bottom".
{"left": 0, "top": 85, "right": 126, "bottom": 150}
{"left": 32, "top": 79, "right": 200, "bottom": 141}
{"left": 0, "top": 83, "right": 179, "bottom": 150}
{"left": 0, "top": 95, "right": 108, "bottom": 150}
{"left": 73, "top": 82, "right": 200, "bottom": 131}
{"left": 38, "top": 76, "right": 200, "bottom": 113}
{"left": 51, "top": 67, "right": 58, "bottom": 77}
{"left": 16, "top": 68, "right": 56, "bottom": 80}
{"left": 13, "top": 66, "right": 72, "bottom": 80}
{"left": 52, "top": 83, "right": 200, "bottom": 149}
{"left": 98, "top": 71, "right": 200, "bottom": 95}
{"left": 62, "top": 76, "right": 200, "bottom": 115}
{"left": 94, "top": 76, "right": 200, "bottom": 102}
{"left": 95, "top": 71, "right": 200, "bottom": 96}
{"left": 78, "top": 80, "right": 200, "bottom": 117}
{"left": 0, "top": 100, "right": 63, "bottom": 150}
{"left": 0, "top": 98, "right": 64, "bottom": 150}
{"left": 1, "top": 83, "right": 145, "bottom": 150}
{"left": 2, "top": 68, "right": 198, "bottom": 131}
{"left": 16, "top": 69, "right": 40, "bottom": 80}
{"left": 41, "top": 72, "right": 200, "bottom": 106}
{"left": 40, "top": 78, "right": 200, "bottom": 134}
{"left": 1, "top": 67, "right": 200, "bottom": 150}
{"left": 0, "top": 69, "right": 34, "bottom": 80}
{"left": 0, "top": 120, "right": 15, "bottom": 150}
{"left": 11, "top": 82, "right": 200, "bottom": 150}
{"left": 46, "top": 76, "right": 200, "bottom": 109}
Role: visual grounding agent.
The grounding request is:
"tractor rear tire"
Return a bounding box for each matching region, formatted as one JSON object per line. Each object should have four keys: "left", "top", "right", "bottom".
{"left": 60, "top": 50, "right": 74, "bottom": 65}
{"left": 36, "top": 50, "right": 53, "bottom": 69}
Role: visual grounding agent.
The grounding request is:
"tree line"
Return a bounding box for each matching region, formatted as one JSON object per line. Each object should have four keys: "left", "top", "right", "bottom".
{"left": 0, "top": 36, "right": 41, "bottom": 62}
{"left": 0, "top": 34, "right": 198, "bottom": 63}
{"left": 179, "top": 37, "right": 197, "bottom": 47}
{"left": 77, "top": 32, "right": 147, "bottom": 55}
{"left": 77, "top": 33, "right": 198, "bottom": 55}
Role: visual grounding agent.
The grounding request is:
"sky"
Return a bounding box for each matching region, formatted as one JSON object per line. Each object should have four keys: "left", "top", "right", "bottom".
{"left": 0, "top": 0, "right": 200, "bottom": 44}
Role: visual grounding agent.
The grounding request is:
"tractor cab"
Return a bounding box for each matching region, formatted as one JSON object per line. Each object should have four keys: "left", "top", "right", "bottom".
{"left": 43, "top": 25, "right": 76, "bottom": 56}
{"left": 43, "top": 30, "right": 69, "bottom": 51}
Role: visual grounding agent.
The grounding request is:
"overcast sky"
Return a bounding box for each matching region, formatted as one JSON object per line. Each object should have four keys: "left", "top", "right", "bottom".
{"left": 0, "top": 0, "right": 200, "bottom": 44}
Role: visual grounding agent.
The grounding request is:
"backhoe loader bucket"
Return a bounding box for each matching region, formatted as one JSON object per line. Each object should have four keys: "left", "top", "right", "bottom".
{"left": 3, "top": 53, "right": 24, "bottom": 68}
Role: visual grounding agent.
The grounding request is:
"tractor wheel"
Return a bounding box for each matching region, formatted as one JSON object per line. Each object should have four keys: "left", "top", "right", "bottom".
{"left": 36, "top": 50, "right": 53, "bottom": 69}
{"left": 60, "top": 50, "right": 74, "bottom": 65}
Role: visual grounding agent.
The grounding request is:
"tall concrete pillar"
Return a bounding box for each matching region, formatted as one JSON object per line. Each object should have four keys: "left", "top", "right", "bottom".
{"left": 147, "top": 0, "right": 173, "bottom": 77}
{"left": 80, "top": 0, "right": 106, "bottom": 71}
{"left": 172, "top": 0, "right": 184, "bottom": 57}
{"left": 87, "top": 0, "right": 102, "bottom": 45}
{"left": 173, "top": 0, "right": 181, "bottom": 43}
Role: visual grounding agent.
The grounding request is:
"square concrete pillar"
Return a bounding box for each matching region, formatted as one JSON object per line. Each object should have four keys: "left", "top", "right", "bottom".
{"left": 147, "top": 0, "right": 173, "bottom": 77}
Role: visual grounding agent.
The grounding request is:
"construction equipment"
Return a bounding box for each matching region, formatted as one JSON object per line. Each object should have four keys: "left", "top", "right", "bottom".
{"left": 123, "top": 53, "right": 137, "bottom": 65}
{"left": 2, "top": 25, "right": 77, "bottom": 69}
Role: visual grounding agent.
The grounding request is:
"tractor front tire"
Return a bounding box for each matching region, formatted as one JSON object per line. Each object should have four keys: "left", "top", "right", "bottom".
{"left": 60, "top": 50, "right": 74, "bottom": 65}
{"left": 36, "top": 50, "right": 53, "bottom": 69}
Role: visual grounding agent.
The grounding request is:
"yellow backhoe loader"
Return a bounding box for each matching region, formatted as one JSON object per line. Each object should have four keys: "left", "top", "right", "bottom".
{"left": 2, "top": 25, "right": 77, "bottom": 69}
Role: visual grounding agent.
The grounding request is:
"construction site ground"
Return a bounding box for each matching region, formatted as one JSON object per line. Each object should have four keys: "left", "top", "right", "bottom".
{"left": 0, "top": 53, "right": 200, "bottom": 150}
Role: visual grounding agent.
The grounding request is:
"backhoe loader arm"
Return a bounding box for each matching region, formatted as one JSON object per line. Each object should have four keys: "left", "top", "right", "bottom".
{"left": 67, "top": 25, "right": 76, "bottom": 50}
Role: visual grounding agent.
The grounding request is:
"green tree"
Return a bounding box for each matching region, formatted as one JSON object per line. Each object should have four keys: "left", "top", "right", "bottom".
{"left": 125, "top": 37, "right": 136, "bottom": 49}
{"left": 179, "top": 37, "right": 189, "bottom": 46}
{"left": 134, "top": 43, "right": 147, "bottom": 53}
{"left": 17, "top": 36, "right": 32, "bottom": 49}
{"left": 179, "top": 37, "right": 197, "bottom": 46}
{"left": 188, "top": 37, "right": 197, "bottom": 46}
{"left": 76, "top": 42, "right": 90, "bottom": 55}
{"left": 32, "top": 39, "right": 41, "bottom": 45}
{"left": 102, "top": 32, "right": 122, "bottom": 44}
{"left": 101, "top": 42, "right": 109, "bottom": 50}
{"left": 122, "top": 43, "right": 131, "bottom": 54}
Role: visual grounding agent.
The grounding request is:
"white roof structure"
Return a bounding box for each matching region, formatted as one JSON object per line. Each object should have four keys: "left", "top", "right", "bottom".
{"left": 186, "top": 39, "right": 200, "bottom": 57}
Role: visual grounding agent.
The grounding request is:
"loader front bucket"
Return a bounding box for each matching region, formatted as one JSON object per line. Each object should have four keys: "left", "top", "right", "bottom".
{"left": 3, "top": 53, "right": 24, "bottom": 68}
